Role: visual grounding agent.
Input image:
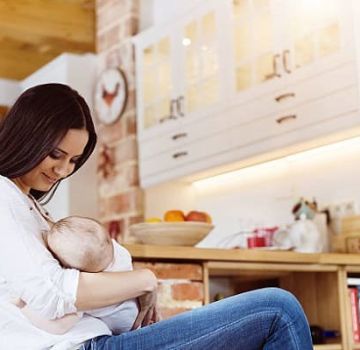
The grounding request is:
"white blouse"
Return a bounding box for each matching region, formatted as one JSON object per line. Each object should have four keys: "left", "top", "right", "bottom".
{"left": 0, "top": 175, "right": 111, "bottom": 350}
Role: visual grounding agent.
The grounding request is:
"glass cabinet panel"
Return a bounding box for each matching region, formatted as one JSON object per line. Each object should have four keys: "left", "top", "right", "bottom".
{"left": 142, "top": 37, "right": 173, "bottom": 129}
{"left": 232, "top": 0, "right": 277, "bottom": 93}
{"left": 290, "top": 0, "right": 342, "bottom": 70}
{"left": 183, "top": 11, "right": 220, "bottom": 114}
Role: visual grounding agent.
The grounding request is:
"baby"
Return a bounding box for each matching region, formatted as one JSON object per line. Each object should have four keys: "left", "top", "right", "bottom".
{"left": 16, "top": 216, "right": 139, "bottom": 335}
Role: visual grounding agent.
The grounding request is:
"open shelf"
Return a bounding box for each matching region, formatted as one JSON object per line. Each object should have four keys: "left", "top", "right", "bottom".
{"left": 314, "top": 345, "right": 342, "bottom": 350}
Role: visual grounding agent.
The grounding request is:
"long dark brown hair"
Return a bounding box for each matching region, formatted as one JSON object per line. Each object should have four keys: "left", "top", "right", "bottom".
{"left": 0, "top": 83, "right": 97, "bottom": 202}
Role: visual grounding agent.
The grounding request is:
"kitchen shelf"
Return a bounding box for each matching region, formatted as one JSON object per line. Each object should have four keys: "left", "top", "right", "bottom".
{"left": 314, "top": 345, "right": 342, "bottom": 350}
{"left": 125, "top": 244, "right": 360, "bottom": 350}
{"left": 125, "top": 244, "right": 360, "bottom": 265}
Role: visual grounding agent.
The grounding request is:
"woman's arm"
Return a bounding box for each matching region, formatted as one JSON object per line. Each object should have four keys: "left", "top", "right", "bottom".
{"left": 76, "top": 268, "right": 157, "bottom": 310}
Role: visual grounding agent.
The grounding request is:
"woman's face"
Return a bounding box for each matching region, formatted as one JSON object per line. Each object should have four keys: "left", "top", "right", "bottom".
{"left": 13, "top": 129, "right": 89, "bottom": 194}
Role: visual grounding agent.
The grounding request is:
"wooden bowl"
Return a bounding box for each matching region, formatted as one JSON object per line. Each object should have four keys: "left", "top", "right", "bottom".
{"left": 129, "top": 222, "right": 214, "bottom": 246}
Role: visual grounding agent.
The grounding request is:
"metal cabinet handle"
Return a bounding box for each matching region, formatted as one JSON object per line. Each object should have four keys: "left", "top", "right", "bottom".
{"left": 276, "top": 114, "right": 297, "bottom": 124}
{"left": 170, "top": 98, "right": 177, "bottom": 117}
{"left": 265, "top": 54, "right": 281, "bottom": 80}
{"left": 176, "top": 95, "right": 185, "bottom": 117}
{"left": 172, "top": 151, "right": 188, "bottom": 159}
{"left": 283, "top": 49, "right": 291, "bottom": 74}
{"left": 171, "top": 132, "right": 188, "bottom": 141}
{"left": 159, "top": 99, "right": 178, "bottom": 123}
{"left": 274, "top": 92, "right": 296, "bottom": 102}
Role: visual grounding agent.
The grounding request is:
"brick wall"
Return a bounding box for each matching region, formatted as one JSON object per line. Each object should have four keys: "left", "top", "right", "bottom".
{"left": 95, "top": 0, "right": 142, "bottom": 243}
{"left": 134, "top": 262, "right": 206, "bottom": 319}
{"left": 95, "top": 1, "right": 205, "bottom": 320}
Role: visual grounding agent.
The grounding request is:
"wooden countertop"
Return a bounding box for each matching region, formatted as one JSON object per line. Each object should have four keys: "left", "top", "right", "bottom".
{"left": 123, "top": 244, "right": 360, "bottom": 265}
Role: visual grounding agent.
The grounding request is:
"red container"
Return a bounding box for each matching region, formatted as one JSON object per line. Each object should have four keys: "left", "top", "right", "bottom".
{"left": 247, "top": 236, "right": 266, "bottom": 248}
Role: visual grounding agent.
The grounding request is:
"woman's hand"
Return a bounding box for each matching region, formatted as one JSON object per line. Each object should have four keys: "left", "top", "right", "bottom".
{"left": 132, "top": 290, "right": 161, "bottom": 330}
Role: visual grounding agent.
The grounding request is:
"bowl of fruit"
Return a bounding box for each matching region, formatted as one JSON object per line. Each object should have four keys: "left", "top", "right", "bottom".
{"left": 130, "top": 210, "right": 214, "bottom": 246}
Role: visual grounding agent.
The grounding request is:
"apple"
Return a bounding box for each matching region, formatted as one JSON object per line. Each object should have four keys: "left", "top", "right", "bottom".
{"left": 185, "top": 211, "right": 209, "bottom": 223}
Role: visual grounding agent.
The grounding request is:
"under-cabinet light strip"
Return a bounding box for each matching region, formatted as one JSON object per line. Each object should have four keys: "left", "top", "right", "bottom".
{"left": 192, "top": 136, "right": 360, "bottom": 188}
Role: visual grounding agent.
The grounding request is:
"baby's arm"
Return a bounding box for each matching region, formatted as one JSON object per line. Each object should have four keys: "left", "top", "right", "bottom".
{"left": 13, "top": 298, "right": 80, "bottom": 335}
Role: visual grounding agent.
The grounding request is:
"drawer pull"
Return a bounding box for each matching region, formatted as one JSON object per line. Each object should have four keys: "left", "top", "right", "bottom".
{"left": 171, "top": 132, "right": 188, "bottom": 141}
{"left": 172, "top": 151, "right": 188, "bottom": 159}
{"left": 159, "top": 114, "right": 177, "bottom": 123}
{"left": 275, "top": 92, "right": 295, "bottom": 102}
{"left": 276, "top": 114, "right": 297, "bottom": 124}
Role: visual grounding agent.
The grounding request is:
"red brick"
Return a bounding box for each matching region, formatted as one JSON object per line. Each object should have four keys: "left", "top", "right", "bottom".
{"left": 133, "top": 263, "right": 203, "bottom": 280}
{"left": 159, "top": 307, "right": 191, "bottom": 320}
{"left": 113, "top": 138, "right": 138, "bottom": 163}
{"left": 126, "top": 163, "right": 139, "bottom": 186}
{"left": 98, "top": 118, "right": 126, "bottom": 144}
{"left": 107, "top": 24, "right": 121, "bottom": 48}
{"left": 126, "top": 90, "right": 136, "bottom": 112}
{"left": 103, "top": 219, "right": 125, "bottom": 241}
{"left": 171, "top": 282, "right": 204, "bottom": 301}
{"left": 124, "top": 16, "right": 139, "bottom": 37}
{"left": 104, "top": 189, "right": 143, "bottom": 215}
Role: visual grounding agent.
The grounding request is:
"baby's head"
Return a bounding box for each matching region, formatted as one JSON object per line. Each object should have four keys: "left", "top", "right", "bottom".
{"left": 46, "top": 216, "right": 113, "bottom": 273}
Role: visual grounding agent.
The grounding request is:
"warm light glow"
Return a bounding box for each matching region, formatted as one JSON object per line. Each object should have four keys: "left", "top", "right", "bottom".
{"left": 192, "top": 136, "right": 360, "bottom": 189}
{"left": 182, "top": 38, "right": 191, "bottom": 46}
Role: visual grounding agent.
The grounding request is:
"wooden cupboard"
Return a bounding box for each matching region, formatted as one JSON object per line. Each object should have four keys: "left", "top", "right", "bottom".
{"left": 125, "top": 244, "right": 360, "bottom": 350}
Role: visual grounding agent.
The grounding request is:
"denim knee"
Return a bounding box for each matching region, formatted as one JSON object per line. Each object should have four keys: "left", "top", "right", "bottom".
{"left": 259, "top": 287, "right": 307, "bottom": 321}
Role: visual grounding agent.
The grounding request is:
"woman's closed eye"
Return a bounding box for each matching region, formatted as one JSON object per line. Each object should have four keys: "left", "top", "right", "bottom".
{"left": 49, "top": 149, "right": 81, "bottom": 164}
{"left": 49, "top": 149, "right": 63, "bottom": 160}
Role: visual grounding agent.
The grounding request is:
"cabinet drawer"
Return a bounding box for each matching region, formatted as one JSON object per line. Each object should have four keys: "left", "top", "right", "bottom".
{"left": 231, "top": 85, "right": 358, "bottom": 149}
{"left": 140, "top": 132, "right": 231, "bottom": 177}
{"left": 139, "top": 114, "right": 229, "bottom": 160}
{"left": 228, "top": 63, "right": 357, "bottom": 127}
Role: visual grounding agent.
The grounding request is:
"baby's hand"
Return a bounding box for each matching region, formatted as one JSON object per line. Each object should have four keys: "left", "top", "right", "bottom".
{"left": 11, "top": 298, "right": 26, "bottom": 308}
{"left": 132, "top": 290, "right": 161, "bottom": 330}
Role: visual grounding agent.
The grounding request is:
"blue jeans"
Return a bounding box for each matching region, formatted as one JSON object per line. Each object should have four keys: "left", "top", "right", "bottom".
{"left": 82, "top": 288, "right": 312, "bottom": 350}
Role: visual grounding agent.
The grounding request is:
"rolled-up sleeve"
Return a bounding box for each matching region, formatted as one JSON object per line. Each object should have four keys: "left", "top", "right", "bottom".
{"left": 0, "top": 193, "right": 79, "bottom": 320}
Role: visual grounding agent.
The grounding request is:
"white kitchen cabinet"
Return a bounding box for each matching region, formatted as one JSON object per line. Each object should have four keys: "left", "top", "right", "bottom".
{"left": 227, "top": 0, "right": 355, "bottom": 104}
{"left": 134, "top": 0, "right": 228, "bottom": 141}
{"left": 135, "top": 0, "right": 360, "bottom": 188}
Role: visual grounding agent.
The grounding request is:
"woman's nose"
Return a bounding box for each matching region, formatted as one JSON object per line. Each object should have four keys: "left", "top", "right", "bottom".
{"left": 54, "top": 161, "right": 73, "bottom": 177}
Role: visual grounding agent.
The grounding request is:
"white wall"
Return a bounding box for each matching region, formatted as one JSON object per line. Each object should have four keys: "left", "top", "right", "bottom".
{"left": 20, "top": 53, "right": 99, "bottom": 220}
{"left": 145, "top": 137, "right": 360, "bottom": 247}
{"left": 0, "top": 79, "right": 21, "bottom": 105}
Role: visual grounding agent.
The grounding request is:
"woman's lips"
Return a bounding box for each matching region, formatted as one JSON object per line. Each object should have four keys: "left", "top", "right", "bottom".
{"left": 42, "top": 173, "right": 58, "bottom": 184}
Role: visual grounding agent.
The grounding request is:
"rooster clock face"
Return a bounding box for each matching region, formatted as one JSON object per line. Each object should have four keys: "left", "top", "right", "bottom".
{"left": 95, "top": 68, "right": 128, "bottom": 125}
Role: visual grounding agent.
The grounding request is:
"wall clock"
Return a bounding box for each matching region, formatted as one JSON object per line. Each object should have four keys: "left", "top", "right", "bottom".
{"left": 94, "top": 67, "right": 128, "bottom": 125}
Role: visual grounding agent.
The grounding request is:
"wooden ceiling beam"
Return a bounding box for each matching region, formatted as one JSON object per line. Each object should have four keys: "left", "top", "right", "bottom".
{"left": 0, "top": 0, "right": 96, "bottom": 80}
{"left": 0, "top": 0, "right": 95, "bottom": 42}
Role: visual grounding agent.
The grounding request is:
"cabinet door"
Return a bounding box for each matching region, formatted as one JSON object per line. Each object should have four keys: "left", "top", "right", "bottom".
{"left": 176, "top": 0, "right": 227, "bottom": 124}
{"left": 229, "top": 0, "right": 283, "bottom": 101}
{"left": 135, "top": 28, "right": 180, "bottom": 140}
{"left": 281, "top": 0, "right": 355, "bottom": 81}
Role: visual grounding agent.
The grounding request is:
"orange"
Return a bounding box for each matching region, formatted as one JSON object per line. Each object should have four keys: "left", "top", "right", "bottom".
{"left": 164, "top": 210, "right": 185, "bottom": 222}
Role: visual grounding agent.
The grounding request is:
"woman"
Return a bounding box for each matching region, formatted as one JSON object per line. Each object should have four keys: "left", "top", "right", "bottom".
{"left": 0, "top": 83, "right": 313, "bottom": 349}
